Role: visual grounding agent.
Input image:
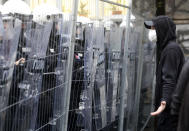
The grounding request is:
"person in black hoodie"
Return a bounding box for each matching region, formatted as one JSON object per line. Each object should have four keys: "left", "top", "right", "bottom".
{"left": 171, "top": 60, "right": 189, "bottom": 131}
{"left": 144, "top": 16, "right": 185, "bottom": 131}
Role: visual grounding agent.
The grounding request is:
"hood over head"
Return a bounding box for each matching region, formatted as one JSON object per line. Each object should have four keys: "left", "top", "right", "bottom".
{"left": 151, "top": 16, "right": 176, "bottom": 62}
{"left": 152, "top": 16, "right": 176, "bottom": 50}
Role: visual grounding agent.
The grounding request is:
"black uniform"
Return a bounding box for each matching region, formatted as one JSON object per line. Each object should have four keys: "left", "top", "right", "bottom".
{"left": 152, "top": 16, "right": 185, "bottom": 131}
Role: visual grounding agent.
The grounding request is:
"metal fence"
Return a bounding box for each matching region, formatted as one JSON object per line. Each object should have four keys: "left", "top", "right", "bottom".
{"left": 0, "top": 0, "right": 74, "bottom": 130}
{"left": 0, "top": 0, "right": 158, "bottom": 131}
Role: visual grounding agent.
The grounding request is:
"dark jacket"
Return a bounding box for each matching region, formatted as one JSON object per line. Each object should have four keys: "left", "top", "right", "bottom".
{"left": 153, "top": 16, "right": 185, "bottom": 111}
{"left": 171, "top": 61, "right": 189, "bottom": 116}
{"left": 170, "top": 60, "right": 189, "bottom": 131}
{"left": 177, "top": 84, "right": 189, "bottom": 131}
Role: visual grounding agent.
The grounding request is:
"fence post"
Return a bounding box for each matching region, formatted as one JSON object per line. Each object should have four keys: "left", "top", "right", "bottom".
{"left": 26, "top": 0, "right": 30, "bottom": 5}
{"left": 96, "top": 0, "right": 99, "bottom": 19}
{"left": 133, "top": 26, "right": 144, "bottom": 130}
{"left": 56, "top": 0, "right": 62, "bottom": 11}
{"left": 62, "top": 0, "right": 79, "bottom": 130}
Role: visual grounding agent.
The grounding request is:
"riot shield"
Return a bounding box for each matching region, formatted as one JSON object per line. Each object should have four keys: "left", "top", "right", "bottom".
{"left": 32, "top": 14, "right": 63, "bottom": 131}
{"left": 4, "top": 14, "right": 33, "bottom": 131}
{"left": 106, "top": 27, "right": 124, "bottom": 124}
{"left": 77, "top": 25, "right": 96, "bottom": 131}
{"left": 93, "top": 26, "right": 108, "bottom": 130}
{"left": 12, "top": 21, "right": 52, "bottom": 131}
{"left": 0, "top": 16, "right": 21, "bottom": 131}
{"left": 137, "top": 41, "right": 156, "bottom": 131}
{"left": 51, "top": 19, "right": 71, "bottom": 131}
{"left": 68, "top": 21, "right": 85, "bottom": 131}
{"left": 39, "top": 14, "right": 70, "bottom": 131}
{"left": 125, "top": 28, "right": 142, "bottom": 131}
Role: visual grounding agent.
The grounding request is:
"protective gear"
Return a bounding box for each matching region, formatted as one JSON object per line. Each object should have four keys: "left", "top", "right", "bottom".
{"left": 148, "top": 30, "right": 157, "bottom": 43}
{"left": 103, "top": 20, "right": 114, "bottom": 30}
{"left": 0, "top": 5, "right": 3, "bottom": 13}
{"left": 0, "top": 15, "right": 21, "bottom": 131}
{"left": 12, "top": 20, "right": 53, "bottom": 131}
{"left": 77, "top": 16, "right": 91, "bottom": 25}
{"left": 2, "top": 0, "right": 31, "bottom": 15}
{"left": 2, "top": 0, "right": 32, "bottom": 24}
{"left": 120, "top": 14, "right": 135, "bottom": 27}
{"left": 2, "top": 2, "right": 32, "bottom": 131}
{"left": 33, "top": 4, "right": 65, "bottom": 131}
{"left": 33, "top": 3, "right": 61, "bottom": 24}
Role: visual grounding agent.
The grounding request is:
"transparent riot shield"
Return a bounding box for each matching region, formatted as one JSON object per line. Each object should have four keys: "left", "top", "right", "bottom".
{"left": 38, "top": 14, "right": 70, "bottom": 131}
{"left": 125, "top": 27, "right": 142, "bottom": 131}
{"left": 137, "top": 41, "right": 156, "bottom": 131}
{"left": 50, "top": 46, "right": 68, "bottom": 131}
{"left": 124, "top": 25, "right": 157, "bottom": 131}
{"left": 34, "top": 15, "right": 63, "bottom": 131}
{"left": 106, "top": 27, "right": 124, "bottom": 124}
{"left": 4, "top": 14, "right": 33, "bottom": 131}
{"left": 54, "top": 19, "right": 72, "bottom": 131}
{"left": 12, "top": 22, "right": 52, "bottom": 131}
{"left": 51, "top": 20, "right": 70, "bottom": 131}
{"left": 93, "top": 26, "right": 108, "bottom": 130}
{"left": 77, "top": 25, "right": 96, "bottom": 131}
{"left": 67, "top": 21, "right": 84, "bottom": 131}
{"left": 0, "top": 17, "right": 21, "bottom": 131}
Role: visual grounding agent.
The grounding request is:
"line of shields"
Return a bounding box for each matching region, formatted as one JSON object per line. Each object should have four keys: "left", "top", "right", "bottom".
{"left": 0, "top": 12, "right": 156, "bottom": 131}
{"left": 0, "top": 12, "right": 72, "bottom": 131}
{"left": 73, "top": 22, "right": 129, "bottom": 131}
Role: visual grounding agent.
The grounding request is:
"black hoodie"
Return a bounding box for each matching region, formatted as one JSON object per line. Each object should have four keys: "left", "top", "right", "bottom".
{"left": 153, "top": 16, "right": 185, "bottom": 111}
{"left": 169, "top": 60, "right": 189, "bottom": 131}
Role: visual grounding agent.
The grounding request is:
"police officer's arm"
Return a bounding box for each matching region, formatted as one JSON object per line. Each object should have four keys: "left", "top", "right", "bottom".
{"left": 151, "top": 49, "right": 180, "bottom": 116}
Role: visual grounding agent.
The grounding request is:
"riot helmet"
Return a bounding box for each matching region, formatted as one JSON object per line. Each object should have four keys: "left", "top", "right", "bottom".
{"left": 33, "top": 3, "right": 62, "bottom": 24}
{"left": 2, "top": 0, "right": 33, "bottom": 26}
{"left": 2, "top": 0, "right": 31, "bottom": 15}
{"left": 33, "top": 3, "right": 63, "bottom": 36}
{"left": 0, "top": 5, "right": 3, "bottom": 13}
{"left": 2, "top": 0, "right": 33, "bottom": 65}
